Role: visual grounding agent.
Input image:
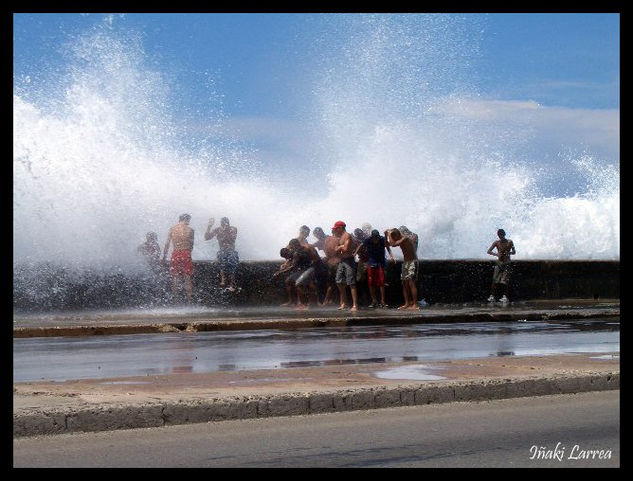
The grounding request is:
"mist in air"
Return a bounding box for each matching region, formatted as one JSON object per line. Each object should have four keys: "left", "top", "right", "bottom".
{"left": 13, "top": 14, "right": 619, "bottom": 271}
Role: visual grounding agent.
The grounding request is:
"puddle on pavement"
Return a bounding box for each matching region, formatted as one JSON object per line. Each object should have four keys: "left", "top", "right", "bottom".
{"left": 374, "top": 365, "right": 447, "bottom": 381}
{"left": 590, "top": 354, "right": 619, "bottom": 360}
{"left": 99, "top": 381, "right": 152, "bottom": 385}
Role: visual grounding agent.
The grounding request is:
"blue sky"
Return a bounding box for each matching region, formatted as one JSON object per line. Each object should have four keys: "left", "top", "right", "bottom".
{"left": 14, "top": 13, "right": 620, "bottom": 171}
{"left": 13, "top": 13, "right": 619, "bottom": 111}
{"left": 13, "top": 13, "right": 620, "bottom": 192}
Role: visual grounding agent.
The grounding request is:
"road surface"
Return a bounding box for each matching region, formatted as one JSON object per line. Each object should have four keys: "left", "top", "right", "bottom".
{"left": 13, "top": 390, "right": 619, "bottom": 468}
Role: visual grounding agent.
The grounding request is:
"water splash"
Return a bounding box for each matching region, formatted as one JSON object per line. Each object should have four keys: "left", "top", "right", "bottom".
{"left": 13, "top": 14, "right": 619, "bottom": 273}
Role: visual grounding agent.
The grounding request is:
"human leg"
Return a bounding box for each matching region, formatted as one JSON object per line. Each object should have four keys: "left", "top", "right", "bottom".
{"left": 337, "top": 283, "right": 348, "bottom": 309}
{"left": 184, "top": 275, "right": 193, "bottom": 301}
{"left": 350, "top": 285, "right": 359, "bottom": 311}
{"left": 171, "top": 275, "right": 180, "bottom": 299}
{"left": 368, "top": 284, "right": 377, "bottom": 306}
{"left": 282, "top": 274, "right": 298, "bottom": 306}
{"left": 406, "top": 279, "right": 420, "bottom": 310}
{"left": 335, "top": 262, "right": 348, "bottom": 309}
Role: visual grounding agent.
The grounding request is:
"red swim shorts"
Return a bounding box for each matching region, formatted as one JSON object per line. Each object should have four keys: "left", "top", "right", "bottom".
{"left": 366, "top": 265, "right": 385, "bottom": 287}
{"left": 170, "top": 250, "right": 194, "bottom": 276}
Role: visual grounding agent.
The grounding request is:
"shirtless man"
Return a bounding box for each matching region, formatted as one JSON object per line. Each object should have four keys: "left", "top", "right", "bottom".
{"left": 272, "top": 246, "right": 298, "bottom": 306}
{"left": 321, "top": 227, "right": 342, "bottom": 305}
{"left": 297, "top": 225, "right": 311, "bottom": 247}
{"left": 333, "top": 220, "right": 359, "bottom": 312}
{"left": 486, "top": 229, "right": 516, "bottom": 304}
{"left": 163, "top": 214, "right": 195, "bottom": 302}
{"left": 310, "top": 227, "right": 329, "bottom": 303}
{"left": 399, "top": 226, "right": 419, "bottom": 259}
{"left": 273, "top": 239, "right": 315, "bottom": 309}
{"left": 138, "top": 231, "right": 161, "bottom": 272}
{"left": 311, "top": 227, "right": 327, "bottom": 253}
{"left": 205, "top": 217, "right": 239, "bottom": 291}
{"left": 385, "top": 228, "right": 420, "bottom": 310}
{"left": 353, "top": 228, "right": 370, "bottom": 285}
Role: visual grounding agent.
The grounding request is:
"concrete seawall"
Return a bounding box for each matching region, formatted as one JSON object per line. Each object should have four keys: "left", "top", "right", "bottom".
{"left": 14, "top": 260, "right": 619, "bottom": 311}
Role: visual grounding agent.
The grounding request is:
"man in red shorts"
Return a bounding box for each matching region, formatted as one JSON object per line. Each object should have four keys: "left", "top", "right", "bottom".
{"left": 356, "top": 229, "right": 394, "bottom": 308}
{"left": 162, "top": 213, "right": 195, "bottom": 302}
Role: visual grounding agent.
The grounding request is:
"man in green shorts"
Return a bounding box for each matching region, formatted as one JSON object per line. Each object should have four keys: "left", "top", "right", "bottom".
{"left": 385, "top": 228, "right": 420, "bottom": 310}
{"left": 486, "top": 228, "right": 516, "bottom": 304}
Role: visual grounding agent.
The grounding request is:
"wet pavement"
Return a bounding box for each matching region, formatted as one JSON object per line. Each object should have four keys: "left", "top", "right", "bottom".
{"left": 14, "top": 318, "right": 620, "bottom": 382}
{"left": 13, "top": 298, "right": 621, "bottom": 337}
{"left": 12, "top": 299, "right": 620, "bottom": 437}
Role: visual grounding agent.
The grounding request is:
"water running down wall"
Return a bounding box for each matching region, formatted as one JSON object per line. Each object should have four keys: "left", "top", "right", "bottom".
{"left": 13, "top": 260, "right": 619, "bottom": 312}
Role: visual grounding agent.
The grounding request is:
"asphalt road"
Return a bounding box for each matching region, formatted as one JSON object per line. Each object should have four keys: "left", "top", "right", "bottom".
{"left": 13, "top": 390, "right": 619, "bottom": 468}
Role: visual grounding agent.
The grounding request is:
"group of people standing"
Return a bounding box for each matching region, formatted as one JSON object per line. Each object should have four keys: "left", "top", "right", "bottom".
{"left": 273, "top": 221, "right": 424, "bottom": 312}
{"left": 137, "top": 213, "right": 239, "bottom": 302}
{"left": 139, "top": 214, "right": 516, "bottom": 308}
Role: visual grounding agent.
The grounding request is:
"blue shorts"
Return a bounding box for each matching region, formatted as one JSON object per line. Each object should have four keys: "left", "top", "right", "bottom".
{"left": 217, "top": 249, "right": 239, "bottom": 273}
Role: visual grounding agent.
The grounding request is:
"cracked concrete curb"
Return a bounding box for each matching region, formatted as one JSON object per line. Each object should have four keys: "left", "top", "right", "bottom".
{"left": 13, "top": 371, "right": 619, "bottom": 437}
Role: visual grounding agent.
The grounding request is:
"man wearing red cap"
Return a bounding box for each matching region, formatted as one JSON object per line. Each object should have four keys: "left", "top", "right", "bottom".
{"left": 332, "top": 221, "right": 359, "bottom": 312}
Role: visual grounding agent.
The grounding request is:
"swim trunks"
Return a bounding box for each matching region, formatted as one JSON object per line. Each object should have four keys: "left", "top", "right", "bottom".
{"left": 401, "top": 260, "right": 418, "bottom": 281}
{"left": 366, "top": 265, "right": 385, "bottom": 287}
{"left": 217, "top": 249, "right": 239, "bottom": 273}
{"left": 336, "top": 257, "right": 357, "bottom": 286}
{"left": 295, "top": 267, "right": 316, "bottom": 287}
{"left": 493, "top": 260, "right": 512, "bottom": 284}
{"left": 170, "top": 249, "right": 194, "bottom": 276}
{"left": 285, "top": 270, "right": 303, "bottom": 285}
{"left": 327, "top": 262, "right": 339, "bottom": 286}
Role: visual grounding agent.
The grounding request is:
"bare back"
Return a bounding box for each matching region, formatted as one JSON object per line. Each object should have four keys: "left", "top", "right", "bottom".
{"left": 169, "top": 223, "right": 194, "bottom": 252}
{"left": 397, "top": 236, "right": 415, "bottom": 262}
{"left": 492, "top": 239, "right": 514, "bottom": 262}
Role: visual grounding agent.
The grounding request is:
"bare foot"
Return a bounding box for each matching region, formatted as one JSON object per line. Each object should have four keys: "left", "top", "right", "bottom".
{"left": 407, "top": 305, "right": 421, "bottom": 310}
{"left": 350, "top": 306, "right": 358, "bottom": 312}
{"left": 397, "top": 304, "right": 409, "bottom": 310}
{"left": 337, "top": 304, "right": 348, "bottom": 310}
{"left": 295, "top": 303, "right": 308, "bottom": 310}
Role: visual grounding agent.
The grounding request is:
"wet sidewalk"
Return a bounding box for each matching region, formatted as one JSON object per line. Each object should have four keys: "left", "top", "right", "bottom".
{"left": 13, "top": 352, "right": 619, "bottom": 437}
{"left": 13, "top": 298, "right": 620, "bottom": 338}
{"left": 13, "top": 299, "right": 620, "bottom": 437}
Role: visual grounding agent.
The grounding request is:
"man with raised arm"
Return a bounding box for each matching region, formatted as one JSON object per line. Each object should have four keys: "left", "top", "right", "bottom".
{"left": 205, "top": 217, "right": 239, "bottom": 291}
{"left": 385, "top": 227, "right": 420, "bottom": 310}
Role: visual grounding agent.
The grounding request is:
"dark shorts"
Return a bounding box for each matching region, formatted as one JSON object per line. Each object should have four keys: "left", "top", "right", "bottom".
{"left": 356, "top": 261, "right": 367, "bottom": 282}
{"left": 336, "top": 257, "right": 357, "bottom": 286}
{"left": 217, "top": 249, "right": 239, "bottom": 272}
{"left": 327, "top": 262, "right": 339, "bottom": 286}
{"left": 170, "top": 250, "right": 194, "bottom": 276}
{"left": 366, "top": 265, "right": 385, "bottom": 287}
{"left": 493, "top": 261, "right": 511, "bottom": 284}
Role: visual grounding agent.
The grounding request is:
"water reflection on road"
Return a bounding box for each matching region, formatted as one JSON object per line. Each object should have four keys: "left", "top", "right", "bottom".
{"left": 13, "top": 319, "right": 619, "bottom": 382}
